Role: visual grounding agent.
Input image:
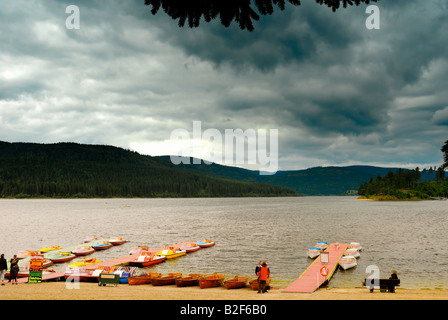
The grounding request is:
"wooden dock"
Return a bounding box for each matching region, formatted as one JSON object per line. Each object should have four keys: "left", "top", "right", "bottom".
{"left": 283, "top": 243, "right": 348, "bottom": 293}
{"left": 11, "top": 240, "right": 200, "bottom": 284}
{"left": 85, "top": 241, "right": 197, "bottom": 271}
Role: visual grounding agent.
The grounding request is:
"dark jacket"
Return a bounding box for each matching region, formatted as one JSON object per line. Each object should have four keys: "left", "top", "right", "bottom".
{"left": 255, "top": 264, "right": 261, "bottom": 275}
{"left": 389, "top": 273, "right": 398, "bottom": 280}
{"left": 0, "top": 258, "right": 7, "bottom": 270}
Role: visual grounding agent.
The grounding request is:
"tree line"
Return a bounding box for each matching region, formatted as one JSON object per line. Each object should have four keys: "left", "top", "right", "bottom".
{"left": 0, "top": 141, "right": 297, "bottom": 198}
{"left": 358, "top": 140, "right": 448, "bottom": 200}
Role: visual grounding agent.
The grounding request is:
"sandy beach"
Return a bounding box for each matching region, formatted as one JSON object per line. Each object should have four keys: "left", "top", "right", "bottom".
{"left": 1, "top": 282, "right": 447, "bottom": 300}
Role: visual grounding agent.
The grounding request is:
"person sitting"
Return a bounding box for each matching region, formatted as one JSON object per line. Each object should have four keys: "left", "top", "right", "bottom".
{"left": 388, "top": 270, "right": 399, "bottom": 293}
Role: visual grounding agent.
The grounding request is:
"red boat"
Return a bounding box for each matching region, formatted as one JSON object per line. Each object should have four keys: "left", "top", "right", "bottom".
{"left": 129, "top": 252, "right": 166, "bottom": 267}
{"left": 224, "top": 276, "right": 249, "bottom": 289}
{"left": 175, "top": 274, "right": 202, "bottom": 287}
{"left": 199, "top": 273, "right": 225, "bottom": 289}
{"left": 72, "top": 246, "right": 95, "bottom": 256}
{"left": 151, "top": 273, "right": 182, "bottom": 286}
{"left": 180, "top": 243, "right": 201, "bottom": 253}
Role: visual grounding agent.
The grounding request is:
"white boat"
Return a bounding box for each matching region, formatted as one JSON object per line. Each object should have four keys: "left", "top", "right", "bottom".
{"left": 338, "top": 256, "right": 357, "bottom": 270}
{"left": 348, "top": 242, "right": 362, "bottom": 251}
{"left": 307, "top": 247, "right": 323, "bottom": 259}
{"left": 344, "top": 248, "right": 360, "bottom": 258}
{"left": 315, "top": 241, "right": 329, "bottom": 250}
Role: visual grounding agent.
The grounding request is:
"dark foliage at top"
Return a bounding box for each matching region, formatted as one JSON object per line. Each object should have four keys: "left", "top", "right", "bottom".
{"left": 144, "top": 0, "right": 379, "bottom": 31}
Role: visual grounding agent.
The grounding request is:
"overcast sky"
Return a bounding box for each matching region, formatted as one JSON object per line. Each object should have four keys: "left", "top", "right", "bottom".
{"left": 1, "top": 0, "right": 447, "bottom": 171}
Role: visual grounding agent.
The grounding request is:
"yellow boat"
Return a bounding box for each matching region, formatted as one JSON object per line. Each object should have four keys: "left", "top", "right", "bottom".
{"left": 68, "top": 257, "right": 102, "bottom": 268}
{"left": 156, "top": 247, "right": 186, "bottom": 260}
{"left": 40, "top": 246, "right": 62, "bottom": 253}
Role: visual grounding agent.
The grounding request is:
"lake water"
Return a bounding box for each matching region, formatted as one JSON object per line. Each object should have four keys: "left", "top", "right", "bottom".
{"left": 1, "top": 197, "right": 447, "bottom": 289}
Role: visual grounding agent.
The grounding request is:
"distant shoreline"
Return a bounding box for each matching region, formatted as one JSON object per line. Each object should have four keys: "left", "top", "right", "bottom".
{"left": 356, "top": 195, "right": 429, "bottom": 201}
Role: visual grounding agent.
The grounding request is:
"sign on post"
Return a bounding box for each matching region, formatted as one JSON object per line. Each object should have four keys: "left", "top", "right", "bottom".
{"left": 28, "top": 255, "right": 44, "bottom": 283}
{"left": 320, "top": 252, "right": 329, "bottom": 265}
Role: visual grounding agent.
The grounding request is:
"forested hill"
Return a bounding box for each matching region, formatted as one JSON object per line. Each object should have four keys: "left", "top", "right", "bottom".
{"left": 0, "top": 141, "right": 297, "bottom": 198}
{"left": 159, "top": 157, "right": 403, "bottom": 195}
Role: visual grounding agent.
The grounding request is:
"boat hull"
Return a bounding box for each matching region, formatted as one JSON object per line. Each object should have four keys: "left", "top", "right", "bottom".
{"left": 344, "top": 249, "right": 360, "bottom": 258}
{"left": 196, "top": 240, "right": 215, "bottom": 248}
{"left": 180, "top": 245, "right": 201, "bottom": 253}
{"left": 225, "top": 277, "right": 248, "bottom": 289}
{"left": 348, "top": 242, "right": 362, "bottom": 251}
{"left": 130, "top": 255, "right": 166, "bottom": 267}
{"left": 39, "top": 246, "right": 62, "bottom": 254}
{"left": 339, "top": 262, "right": 357, "bottom": 270}
{"left": 128, "top": 275, "right": 153, "bottom": 285}
{"left": 49, "top": 254, "right": 76, "bottom": 263}
{"left": 156, "top": 249, "right": 186, "bottom": 260}
{"left": 199, "top": 274, "right": 225, "bottom": 289}
{"left": 339, "top": 256, "right": 358, "bottom": 270}
{"left": 175, "top": 275, "right": 201, "bottom": 287}
{"left": 307, "top": 249, "right": 322, "bottom": 259}
{"left": 151, "top": 273, "right": 182, "bottom": 286}
{"left": 92, "top": 243, "right": 113, "bottom": 250}
{"left": 165, "top": 252, "right": 186, "bottom": 259}
{"left": 109, "top": 239, "right": 127, "bottom": 246}
{"left": 72, "top": 248, "right": 95, "bottom": 256}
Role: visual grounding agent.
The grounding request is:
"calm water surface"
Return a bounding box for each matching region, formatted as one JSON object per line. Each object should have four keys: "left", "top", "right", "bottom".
{"left": 1, "top": 197, "right": 447, "bottom": 289}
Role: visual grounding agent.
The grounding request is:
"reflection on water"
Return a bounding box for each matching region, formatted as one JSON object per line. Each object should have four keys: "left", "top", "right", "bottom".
{"left": 1, "top": 197, "right": 447, "bottom": 289}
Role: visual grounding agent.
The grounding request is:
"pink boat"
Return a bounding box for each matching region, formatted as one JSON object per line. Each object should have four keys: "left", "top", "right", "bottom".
{"left": 180, "top": 243, "right": 201, "bottom": 253}
{"left": 72, "top": 246, "right": 95, "bottom": 256}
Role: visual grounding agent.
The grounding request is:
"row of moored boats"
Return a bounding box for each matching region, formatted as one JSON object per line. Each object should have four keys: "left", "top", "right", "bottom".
{"left": 126, "top": 272, "right": 266, "bottom": 290}
{"left": 306, "top": 241, "right": 362, "bottom": 270}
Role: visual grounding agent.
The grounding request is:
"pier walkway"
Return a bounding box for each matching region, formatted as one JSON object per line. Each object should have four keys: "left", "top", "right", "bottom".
{"left": 283, "top": 243, "right": 348, "bottom": 293}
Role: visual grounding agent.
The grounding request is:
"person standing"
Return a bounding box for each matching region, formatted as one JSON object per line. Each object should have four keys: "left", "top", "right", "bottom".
{"left": 0, "top": 254, "right": 7, "bottom": 285}
{"left": 255, "top": 261, "right": 262, "bottom": 290}
{"left": 257, "top": 260, "right": 270, "bottom": 294}
{"left": 9, "top": 255, "right": 19, "bottom": 284}
{"left": 255, "top": 261, "right": 262, "bottom": 275}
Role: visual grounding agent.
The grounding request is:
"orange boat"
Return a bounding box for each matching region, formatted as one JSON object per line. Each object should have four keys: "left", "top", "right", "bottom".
{"left": 128, "top": 272, "right": 161, "bottom": 285}
{"left": 17, "top": 250, "right": 39, "bottom": 260}
{"left": 130, "top": 251, "right": 166, "bottom": 267}
{"left": 175, "top": 274, "right": 202, "bottom": 287}
{"left": 224, "top": 276, "right": 249, "bottom": 289}
{"left": 199, "top": 273, "right": 225, "bottom": 289}
{"left": 151, "top": 273, "right": 182, "bottom": 286}
{"left": 249, "top": 277, "right": 271, "bottom": 290}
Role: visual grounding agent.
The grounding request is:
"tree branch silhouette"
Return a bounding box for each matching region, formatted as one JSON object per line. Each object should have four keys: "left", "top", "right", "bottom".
{"left": 144, "top": 0, "right": 379, "bottom": 31}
